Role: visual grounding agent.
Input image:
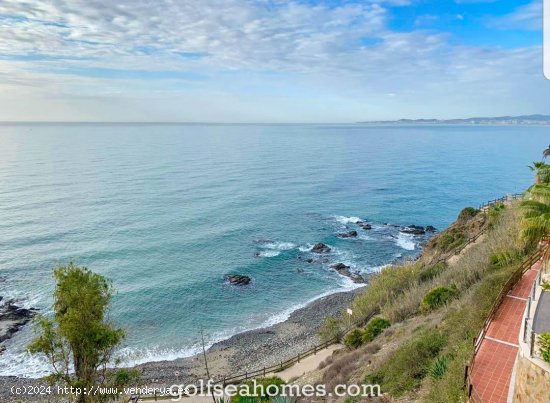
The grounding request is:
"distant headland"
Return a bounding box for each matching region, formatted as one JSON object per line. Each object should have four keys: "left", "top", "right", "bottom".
{"left": 359, "top": 114, "right": 550, "bottom": 125}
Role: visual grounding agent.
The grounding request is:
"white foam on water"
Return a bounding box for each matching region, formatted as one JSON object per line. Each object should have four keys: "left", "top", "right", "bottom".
{"left": 298, "top": 244, "right": 313, "bottom": 252}
{"left": 262, "top": 241, "right": 296, "bottom": 250}
{"left": 118, "top": 344, "right": 203, "bottom": 368}
{"left": 0, "top": 345, "right": 53, "bottom": 378}
{"left": 365, "top": 264, "right": 392, "bottom": 273}
{"left": 258, "top": 250, "right": 280, "bottom": 258}
{"left": 334, "top": 216, "right": 363, "bottom": 225}
{"left": 395, "top": 233, "right": 416, "bottom": 251}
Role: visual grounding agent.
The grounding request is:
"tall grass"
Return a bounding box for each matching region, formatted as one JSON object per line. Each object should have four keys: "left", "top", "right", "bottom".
{"left": 319, "top": 202, "right": 527, "bottom": 400}
{"left": 347, "top": 204, "right": 522, "bottom": 325}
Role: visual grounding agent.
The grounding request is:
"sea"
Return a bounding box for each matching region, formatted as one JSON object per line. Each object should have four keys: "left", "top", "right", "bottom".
{"left": 0, "top": 123, "right": 547, "bottom": 377}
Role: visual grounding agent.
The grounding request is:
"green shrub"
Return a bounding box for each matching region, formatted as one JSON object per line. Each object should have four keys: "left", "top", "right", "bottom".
{"left": 542, "top": 281, "right": 550, "bottom": 291}
{"left": 365, "top": 329, "right": 447, "bottom": 396}
{"left": 362, "top": 317, "right": 391, "bottom": 343}
{"left": 439, "top": 230, "right": 466, "bottom": 252}
{"left": 344, "top": 328, "right": 364, "bottom": 349}
{"left": 539, "top": 333, "right": 550, "bottom": 363}
{"left": 232, "top": 377, "right": 285, "bottom": 403}
{"left": 458, "top": 207, "right": 479, "bottom": 221}
{"left": 421, "top": 286, "right": 458, "bottom": 312}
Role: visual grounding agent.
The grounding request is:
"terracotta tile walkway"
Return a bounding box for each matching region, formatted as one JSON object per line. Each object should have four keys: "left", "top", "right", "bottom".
{"left": 470, "top": 260, "right": 541, "bottom": 403}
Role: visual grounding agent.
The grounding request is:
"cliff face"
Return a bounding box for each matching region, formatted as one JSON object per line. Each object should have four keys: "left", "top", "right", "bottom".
{"left": 419, "top": 207, "right": 488, "bottom": 266}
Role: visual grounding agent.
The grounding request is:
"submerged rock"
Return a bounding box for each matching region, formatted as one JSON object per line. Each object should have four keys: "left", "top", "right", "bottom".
{"left": 361, "top": 224, "right": 372, "bottom": 230}
{"left": 426, "top": 225, "right": 437, "bottom": 233}
{"left": 338, "top": 230, "right": 358, "bottom": 238}
{"left": 0, "top": 299, "right": 37, "bottom": 344}
{"left": 225, "top": 275, "right": 252, "bottom": 286}
{"left": 311, "top": 243, "right": 331, "bottom": 253}
{"left": 304, "top": 257, "right": 329, "bottom": 264}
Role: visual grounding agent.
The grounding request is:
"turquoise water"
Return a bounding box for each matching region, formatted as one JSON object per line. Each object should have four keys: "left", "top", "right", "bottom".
{"left": 0, "top": 123, "right": 547, "bottom": 376}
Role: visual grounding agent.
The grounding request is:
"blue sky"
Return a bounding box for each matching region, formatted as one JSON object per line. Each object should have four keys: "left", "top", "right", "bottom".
{"left": 0, "top": 0, "right": 546, "bottom": 122}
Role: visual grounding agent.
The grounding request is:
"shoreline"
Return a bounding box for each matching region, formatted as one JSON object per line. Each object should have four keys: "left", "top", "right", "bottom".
{"left": 0, "top": 287, "right": 365, "bottom": 397}
{"left": 132, "top": 286, "right": 366, "bottom": 386}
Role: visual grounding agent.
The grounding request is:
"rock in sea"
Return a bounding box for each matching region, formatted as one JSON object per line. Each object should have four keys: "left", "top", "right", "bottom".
{"left": 338, "top": 230, "right": 358, "bottom": 238}
{"left": 225, "top": 275, "right": 252, "bottom": 286}
{"left": 311, "top": 243, "right": 331, "bottom": 253}
{"left": 400, "top": 225, "right": 426, "bottom": 235}
{"left": 330, "top": 263, "right": 366, "bottom": 284}
{"left": 0, "top": 299, "right": 37, "bottom": 344}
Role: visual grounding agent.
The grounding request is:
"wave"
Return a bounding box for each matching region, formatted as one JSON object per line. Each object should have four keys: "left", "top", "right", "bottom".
{"left": 0, "top": 348, "right": 52, "bottom": 378}
{"left": 395, "top": 233, "right": 416, "bottom": 251}
{"left": 334, "top": 215, "right": 363, "bottom": 225}
{"left": 257, "top": 250, "right": 280, "bottom": 258}
{"left": 262, "top": 241, "right": 296, "bottom": 250}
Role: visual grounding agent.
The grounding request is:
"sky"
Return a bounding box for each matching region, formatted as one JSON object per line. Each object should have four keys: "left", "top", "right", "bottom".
{"left": 0, "top": 0, "right": 547, "bottom": 123}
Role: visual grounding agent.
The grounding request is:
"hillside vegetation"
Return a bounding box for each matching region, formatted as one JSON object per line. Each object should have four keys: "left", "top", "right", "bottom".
{"left": 312, "top": 146, "right": 550, "bottom": 402}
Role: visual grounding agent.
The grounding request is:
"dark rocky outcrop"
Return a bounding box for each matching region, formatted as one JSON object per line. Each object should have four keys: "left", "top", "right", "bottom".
{"left": 338, "top": 230, "right": 358, "bottom": 238}
{"left": 331, "top": 263, "right": 350, "bottom": 272}
{"left": 426, "top": 225, "right": 437, "bottom": 233}
{"left": 0, "top": 299, "right": 37, "bottom": 345}
{"left": 311, "top": 243, "right": 331, "bottom": 253}
{"left": 225, "top": 275, "right": 252, "bottom": 286}
{"left": 330, "top": 263, "right": 366, "bottom": 284}
{"left": 361, "top": 224, "right": 372, "bottom": 230}
{"left": 400, "top": 225, "right": 426, "bottom": 235}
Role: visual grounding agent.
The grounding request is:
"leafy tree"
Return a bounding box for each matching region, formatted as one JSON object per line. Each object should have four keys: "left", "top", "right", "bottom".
{"left": 29, "top": 263, "right": 135, "bottom": 402}
{"left": 520, "top": 200, "right": 550, "bottom": 249}
{"left": 520, "top": 145, "right": 550, "bottom": 269}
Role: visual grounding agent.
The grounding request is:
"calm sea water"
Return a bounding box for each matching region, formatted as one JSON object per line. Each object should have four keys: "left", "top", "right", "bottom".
{"left": 0, "top": 124, "right": 547, "bottom": 377}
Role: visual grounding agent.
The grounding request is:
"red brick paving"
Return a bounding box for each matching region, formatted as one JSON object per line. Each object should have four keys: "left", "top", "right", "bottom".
{"left": 509, "top": 268, "right": 538, "bottom": 299}
{"left": 469, "top": 258, "right": 543, "bottom": 403}
{"left": 486, "top": 297, "right": 524, "bottom": 344}
{"left": 471, "top": 339, "right": 518, "bottom": 403}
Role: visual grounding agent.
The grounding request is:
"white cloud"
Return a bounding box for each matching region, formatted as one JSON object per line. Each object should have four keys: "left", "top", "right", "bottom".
{"left": 0, "top": 0, "right": 548, "bottom": 122}
{"left": 488, "top": 0, "right": 542, "bottom": 31}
